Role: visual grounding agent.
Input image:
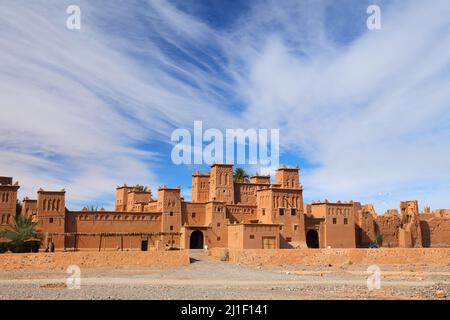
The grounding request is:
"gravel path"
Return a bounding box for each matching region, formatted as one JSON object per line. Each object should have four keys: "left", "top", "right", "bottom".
{"left": 0, "top": 250, "right": 448, "bottom": 300}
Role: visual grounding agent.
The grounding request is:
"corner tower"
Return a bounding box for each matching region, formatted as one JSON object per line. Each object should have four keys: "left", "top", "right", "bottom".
{"left": 209, "top": 164, "right": 234, "bottom": 204}
{"left": 0, "top": 177, "right": 19, "bottom": 227}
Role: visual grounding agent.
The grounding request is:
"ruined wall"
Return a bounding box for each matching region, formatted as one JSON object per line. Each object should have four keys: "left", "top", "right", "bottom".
{"left": 375, "top": 210, "right": 401, "bottom": 247}
{"left": 355, "top": 204, "right": 377, "bottom": 247}
{"left": 420, "top": 216, "right": 450, "bottom": 247}
{"left": 399, "top": 201, "right": 422, "bottom": 248}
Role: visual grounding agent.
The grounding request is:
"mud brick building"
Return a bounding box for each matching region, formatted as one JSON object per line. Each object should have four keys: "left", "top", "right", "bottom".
{"left": 1, "top": 164, "right": 449, "bottom": 251}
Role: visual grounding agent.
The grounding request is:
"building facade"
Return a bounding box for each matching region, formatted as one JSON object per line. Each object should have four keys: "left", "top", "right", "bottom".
{"left": 1, "top": 164, "right": 450, "bottom": 251}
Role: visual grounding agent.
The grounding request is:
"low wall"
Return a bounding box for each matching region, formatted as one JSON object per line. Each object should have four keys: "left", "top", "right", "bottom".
{"left": 0, "top": 249, "right": 190, "bottom": 270}
{"left": 209, "top": 247, "right": 450, "bottom": 266}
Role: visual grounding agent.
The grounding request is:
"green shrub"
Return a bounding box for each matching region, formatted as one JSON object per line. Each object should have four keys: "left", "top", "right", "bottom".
{"left": 0, "top": 215, "right": 43, "bottom": 253}
{"left": 220, "top": 248, "right": 229, "bottom": 261}
{"left": 0, "top": 242, "right": 8, "bottom": 253}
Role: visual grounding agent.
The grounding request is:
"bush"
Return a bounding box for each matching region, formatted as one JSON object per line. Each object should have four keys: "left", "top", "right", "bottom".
{"left": 7, "top": 241, "right": 41, "bottom": 253}
{"left": 0, "top": 215, "right": 43, "bottom": 253}
{"left": 220, "top": 248, "right": 229, "bottom": 261}
{"left": 0, "top": 242, "right": 8, "bottom": 253}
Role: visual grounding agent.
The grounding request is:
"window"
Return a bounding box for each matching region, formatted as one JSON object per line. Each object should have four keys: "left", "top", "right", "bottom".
{"left": 332, "top": 218, "right": 337, "bottom": 224}
{"left": 170, "top": 225, "right": 173, "bottom": 231}
{"left": 249, "top": 235, "right": 255, "bottom": 239}
{"left": 217, "top": 222, "right": 221, "bottom": 227}
{"left": 286, "top": 237, "right": 292, "bottom": 242}
{"left": 169, "top": 211, "right": 173, "bottom": 216}
{"left": 217, "top": 237, "right": 221, "bottom": 241}
{"left": 294, "top": 225, "right": 299, "bottom": 231}
{"left": 291, "top": 208, "right": 297, "bottom": 216}
{"left": 192, "top": 212, "right": 196, "bottom": 218}
{"left": 262, "top": 209, "right": 265, "bottom": 216}
{"left": 279, "top": 208, "right": 285, "bottom": 216}
{"left": 49, "top": 218, "right": 54, "bottom": 223}
{"left": 344, "top": 218, "right": 348, "bottom": 225}
{"left": 279, "top": 225, "right": 283, "bottom": 231}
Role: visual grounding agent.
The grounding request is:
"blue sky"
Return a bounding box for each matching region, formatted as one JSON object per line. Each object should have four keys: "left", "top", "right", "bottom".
{"left": 1, "top": 0, "right": 450, "bottom": 213}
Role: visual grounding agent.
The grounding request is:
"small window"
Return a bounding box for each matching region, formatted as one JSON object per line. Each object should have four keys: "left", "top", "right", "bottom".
{"left": 279, "top": 225, "right": 283, "bottom": 231}
{"left": 344, "top": 218, "right": 348, "bottom": 225}
{"left": 332, "top": 218, "right": 337, "bottom": 224}
{"left": 286, "top": 237, "right": 292, "bottom": 242}
{"left": 279, "top": 208, "right": 285, "bottom": 216}
{"left": 169, "top": 211, "right": 173, "bottom": 216}
{"left": 291, "top": 208, "right": 297, "bottom": 216}
{"left": 217, "top": 237, "right": 221, "bottom": 241}
{"left": 49, "top": 217, "right": 54, "bottom": 223}
{"left": 294, "top": 225, "right": 299, "bottom": 231}
{"left": 262, "top": 209, "right": 265, "bottom": 216}
{"left": 170, "top": 225, "right": 174, "bottom": 231}
{"left": 192, "top": 212, "right": 196, "bottom": 218}
{"left": 249, "top": 235, "right": 255, "bottom": 239}
{"left": 217, "top": 222, "right": 221, "bottom": 227}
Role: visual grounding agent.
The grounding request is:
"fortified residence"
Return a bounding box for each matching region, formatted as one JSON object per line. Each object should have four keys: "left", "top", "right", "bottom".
{"left": 1, "top": 164, "right": 449, "bottom": 251}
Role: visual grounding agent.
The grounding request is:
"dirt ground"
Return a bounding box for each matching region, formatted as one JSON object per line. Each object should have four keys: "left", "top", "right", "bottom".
{"left": 0, "top": 250, "right": 448, "bottom": 300}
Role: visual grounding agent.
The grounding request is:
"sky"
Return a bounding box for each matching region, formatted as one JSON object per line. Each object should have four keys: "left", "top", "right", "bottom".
{"left": 1, "top": 0, "right": 450, "bottom": 213}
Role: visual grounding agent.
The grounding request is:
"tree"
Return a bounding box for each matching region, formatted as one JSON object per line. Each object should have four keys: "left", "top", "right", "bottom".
{"left": 0, "top": 215, "right": 43, "bottom": 253}
{"left": 135, "top": 185, "right": 149, "bottom": 192}
{"left": 233, "top": 168, "right": 250, "bottom": 183}
{"left": 375, "top": 232, "right": 384, "bottom": 247}
{"left": 16, "top": 199, "right": 22, "bottom": 218}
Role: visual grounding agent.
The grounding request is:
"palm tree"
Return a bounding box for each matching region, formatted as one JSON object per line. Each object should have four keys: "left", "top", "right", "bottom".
{"left": 375, "top": 232, "right": 384, "bottom": 247}
{"left": 233, "top": 168, "right": 250, "bottom": 183}
{"left": 0, "top": 215, "right": 43, "bottom": 253}
{"left": 16, "top": 199, "right": 22, "bottom": 217}
{"left": 135, "top": 185, "right": 149, "bottom": 192}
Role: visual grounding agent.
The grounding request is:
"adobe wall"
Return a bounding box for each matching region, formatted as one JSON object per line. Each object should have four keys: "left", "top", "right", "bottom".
{"left": 226, "top": 204, "right": 257, "bottom": 223}
{"left": 0, "top": 250, "right": 190, "bottom": 270}
{"left": 420, "top": 217, "right": 450, "bottom": 247}
{"left": 234, "top": 183, "right": 258, "bottom": 205}
{"left": 375, "top": 211, "right": 401, "bottom": 247}
{"left": 208, "top": 248, "right": 450, "bottom": 266}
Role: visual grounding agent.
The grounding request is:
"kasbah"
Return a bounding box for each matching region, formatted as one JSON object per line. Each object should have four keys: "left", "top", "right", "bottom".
{"left": 1, "top": 163, "right": 449, "bottom": 252}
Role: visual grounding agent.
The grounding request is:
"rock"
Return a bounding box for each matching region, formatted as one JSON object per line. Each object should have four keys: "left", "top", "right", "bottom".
{"left": 435, "top": 290, "right": 446, "bottom": 299}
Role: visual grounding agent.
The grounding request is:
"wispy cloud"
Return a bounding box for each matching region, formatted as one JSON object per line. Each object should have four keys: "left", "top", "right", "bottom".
{"left": 1, "top": 0, "right": 449, "bottom": 212}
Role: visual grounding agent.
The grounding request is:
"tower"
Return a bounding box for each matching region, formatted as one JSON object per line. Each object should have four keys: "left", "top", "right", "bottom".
{"left": 0, "top": 177, "right": 19, "bottom": 227}
{"left": 37, "top": 189, "right": 66, "bottom": 250}
{"left": 209, "top": 164, "right": 234, "bottom": 204}
{"left": 157, "top": 187, "right": 182, "bottom": 248}
{"left": 191, "top": 172, "right": 210, "bottom": 203}
{"left": 275, "top": 166, "right": 300, "bottom": 189}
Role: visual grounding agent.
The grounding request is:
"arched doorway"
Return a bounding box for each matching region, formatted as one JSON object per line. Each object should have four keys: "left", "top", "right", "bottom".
{"left": 190, "top": 230, "right": 204, "bottom": 249}
{"left": 306, "top": 229, "right": 319, "bottom": 248}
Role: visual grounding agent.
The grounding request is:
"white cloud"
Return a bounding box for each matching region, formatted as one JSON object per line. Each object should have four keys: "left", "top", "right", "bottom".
{"left": 1, "top": 0, "right": 449, "bottom": 213}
